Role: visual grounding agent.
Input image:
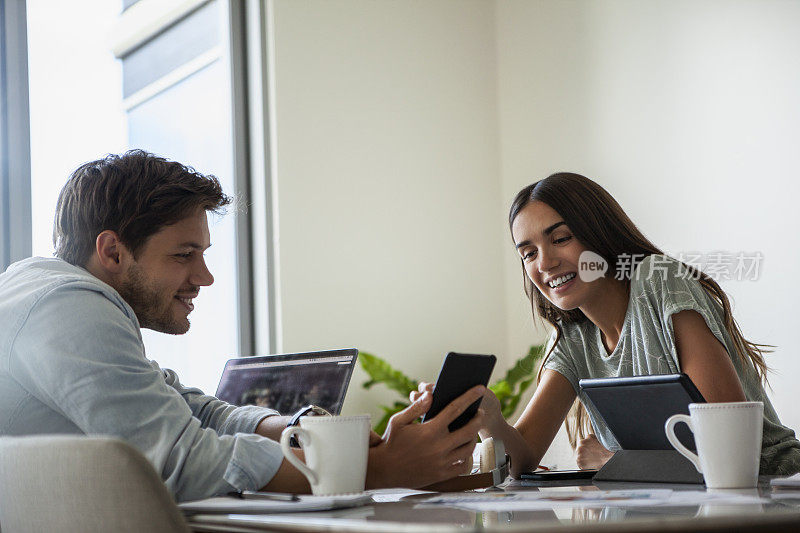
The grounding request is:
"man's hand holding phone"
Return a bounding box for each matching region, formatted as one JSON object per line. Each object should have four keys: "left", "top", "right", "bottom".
{"left": 366, "top": 385, "right": 485, "bottom": 488}
{"left": 412, "top": 382, "right": 505, "bottom": 439}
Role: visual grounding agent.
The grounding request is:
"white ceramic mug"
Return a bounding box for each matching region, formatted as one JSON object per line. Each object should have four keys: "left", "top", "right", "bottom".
{"left": 665, "top": 401, "right": 763, "bottom": 489}
{"left": 280, "top": 414, "right": 370, "bottom": 495}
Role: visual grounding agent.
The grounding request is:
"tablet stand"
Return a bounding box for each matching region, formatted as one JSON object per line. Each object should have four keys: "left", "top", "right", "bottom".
{"left": 593, "top": 450, "right": 705, "bottom": 484}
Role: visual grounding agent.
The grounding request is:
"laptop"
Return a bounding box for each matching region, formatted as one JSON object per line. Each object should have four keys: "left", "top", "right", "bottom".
{"left": 215, "top": 348, "right": 358, "bottom": 415}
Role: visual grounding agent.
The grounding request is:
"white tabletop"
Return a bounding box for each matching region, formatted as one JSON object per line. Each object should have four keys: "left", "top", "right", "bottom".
{"left": 186, "top": 477, "right": 800, "bottom": 532}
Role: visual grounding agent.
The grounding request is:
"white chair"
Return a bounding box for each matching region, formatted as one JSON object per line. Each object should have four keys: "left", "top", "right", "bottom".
{"left": 0, "top": 435, "right": 190, "bottom": 533}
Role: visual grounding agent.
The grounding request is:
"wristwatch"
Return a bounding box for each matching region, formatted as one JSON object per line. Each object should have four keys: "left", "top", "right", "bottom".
{"left": 287, "top": 405, "right": 332, "bottom": 447}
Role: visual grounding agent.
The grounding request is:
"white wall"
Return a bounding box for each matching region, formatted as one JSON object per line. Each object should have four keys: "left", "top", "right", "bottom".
{"left": 268, "top": 0, "right": 509, "bottom": 423}
{"left": 497, "top": 0, "right": 800, "bottom": 436}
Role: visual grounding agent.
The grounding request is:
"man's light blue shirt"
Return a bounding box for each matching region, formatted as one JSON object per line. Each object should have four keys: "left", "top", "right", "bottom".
{"left": 0, "top": 257, "right": 284, "bottom": 501}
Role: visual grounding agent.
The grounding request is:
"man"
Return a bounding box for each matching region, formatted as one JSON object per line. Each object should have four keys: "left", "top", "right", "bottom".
{"left": 0, "top": 150, "right": 483, "bottom": 501}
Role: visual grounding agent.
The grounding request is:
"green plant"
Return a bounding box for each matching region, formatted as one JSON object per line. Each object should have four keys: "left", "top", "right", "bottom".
{"left": 360, "top": 345, "right": 545, "bottom": 434}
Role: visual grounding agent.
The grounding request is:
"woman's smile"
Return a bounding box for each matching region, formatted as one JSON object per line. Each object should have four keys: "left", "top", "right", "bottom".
{"left": 545, "top": 272, "right": 577, "bottom": 291}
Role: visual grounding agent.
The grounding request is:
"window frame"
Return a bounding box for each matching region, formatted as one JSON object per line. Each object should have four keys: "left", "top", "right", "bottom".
{"left": 0, "top": 0, "right": 32, "bottom": 271}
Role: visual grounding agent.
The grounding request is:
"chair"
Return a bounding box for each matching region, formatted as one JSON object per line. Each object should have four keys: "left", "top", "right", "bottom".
{"left": 0, "top": 435, "right": 190, "bottom": 533}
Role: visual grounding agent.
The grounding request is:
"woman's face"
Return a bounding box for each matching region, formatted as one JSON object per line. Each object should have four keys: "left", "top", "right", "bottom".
{"left": 511, "top": 200, "right": 601, "bottom": 311}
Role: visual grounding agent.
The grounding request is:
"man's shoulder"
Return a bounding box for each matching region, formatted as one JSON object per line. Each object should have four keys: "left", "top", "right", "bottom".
{"left": 0, "top": 257, "right": 135, "bottom": 325}
{"left": 4, "top": 256, "right": 89, "bottom": 280}
{"left": 3, "top": 256, "right": 109, "bottom": 295}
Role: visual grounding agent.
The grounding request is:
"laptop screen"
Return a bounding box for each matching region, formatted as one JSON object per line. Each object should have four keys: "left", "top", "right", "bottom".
{"left": 215, "top": 349, "right": 358, "bottom": 416}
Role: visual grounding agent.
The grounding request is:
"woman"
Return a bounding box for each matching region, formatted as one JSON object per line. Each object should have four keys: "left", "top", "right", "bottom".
{"left": 417, "top": 173, "right": 800, "bottom": 476}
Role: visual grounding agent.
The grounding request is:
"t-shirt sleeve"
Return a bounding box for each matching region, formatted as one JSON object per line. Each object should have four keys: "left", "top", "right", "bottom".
{"left": 9, "top": 283, "right": 284, "bottom": 502}
{"left": 638, "top": 255, "right": 729, "bottom": 369}
{"left": 542, "top": 330, "right": 580, "bottom": 394}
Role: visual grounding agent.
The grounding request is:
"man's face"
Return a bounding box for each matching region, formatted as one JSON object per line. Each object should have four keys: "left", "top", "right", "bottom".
{"left": 117, "top": 208, "right": 214, "bottom": 334}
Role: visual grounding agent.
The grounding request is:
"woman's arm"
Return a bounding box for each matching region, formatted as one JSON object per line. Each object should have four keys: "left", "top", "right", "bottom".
{"left": 482, "top": 369, "right": 576, "bottom": 476}
{"left": 672, "top": 310, "right": 747, "bottom": 402}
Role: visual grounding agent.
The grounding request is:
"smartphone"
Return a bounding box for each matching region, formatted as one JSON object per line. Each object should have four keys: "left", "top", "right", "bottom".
{"left": 421, "top": 352, "right": 496, "bottom": 432}
{"left": 520, "top": 469, "right": 598, "bottom": 481}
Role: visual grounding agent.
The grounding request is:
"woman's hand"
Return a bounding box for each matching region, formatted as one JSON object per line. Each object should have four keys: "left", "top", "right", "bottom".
{"left": 410, "top": 382, "right": 434, "bottom": 403}
{"left": 575, "top": 434, "right": 614, "bottom": 469}
{"left": 476, "top": 388, "right": 506, "bottom": 439}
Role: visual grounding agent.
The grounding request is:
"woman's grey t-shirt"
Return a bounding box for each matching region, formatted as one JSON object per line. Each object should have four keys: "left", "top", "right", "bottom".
{"left": 543, "top": 254, "right": 800, "bottom": 475}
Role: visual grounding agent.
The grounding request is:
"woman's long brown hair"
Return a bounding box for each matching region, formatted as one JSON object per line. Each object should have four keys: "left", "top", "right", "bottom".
{"left": 509, "top": 173, "right": 771, "bottom": 447}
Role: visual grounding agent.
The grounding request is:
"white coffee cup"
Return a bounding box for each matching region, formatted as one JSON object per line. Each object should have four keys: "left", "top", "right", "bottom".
{"left": 665, "top": 401, "right": 763, "bottom": 489}
{"left": 280, "top": 414, "right": 370, "bottom": 495}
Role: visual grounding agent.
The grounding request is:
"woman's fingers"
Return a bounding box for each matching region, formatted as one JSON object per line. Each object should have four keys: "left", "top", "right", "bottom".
{"left": 408, "top": 381, "right": 433, "bottom": 402}
{"left": 410, "top": 382, "right": 435, "bottom": 402}
{"left": 418, "top": 382, "right": 434, "bottom": 393}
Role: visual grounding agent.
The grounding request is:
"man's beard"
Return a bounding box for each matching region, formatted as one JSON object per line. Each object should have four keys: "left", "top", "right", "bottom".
{"left": 118, "top": 263, "right": 189, "bottom": 335}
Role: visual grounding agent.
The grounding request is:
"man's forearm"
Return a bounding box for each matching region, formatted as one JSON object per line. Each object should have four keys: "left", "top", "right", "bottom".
{"left": 255, "top": 414, "right": 292, "bottom": 440}
{"left": 260, "top": 452, "right": 312, "bottom": 493}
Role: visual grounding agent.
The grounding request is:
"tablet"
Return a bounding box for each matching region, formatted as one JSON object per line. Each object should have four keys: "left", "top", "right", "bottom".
{"left": 579, "top": 373, "right": 705, "bottom": 451}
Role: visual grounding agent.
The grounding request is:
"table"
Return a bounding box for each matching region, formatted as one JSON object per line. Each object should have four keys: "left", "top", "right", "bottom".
{"left": 187, "top": 477, "right": 800, "bottom": 532}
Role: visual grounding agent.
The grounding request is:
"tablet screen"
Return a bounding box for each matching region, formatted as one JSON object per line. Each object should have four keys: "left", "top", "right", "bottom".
{"left": 579, "top": 374, "right": 705, "bottom": 450}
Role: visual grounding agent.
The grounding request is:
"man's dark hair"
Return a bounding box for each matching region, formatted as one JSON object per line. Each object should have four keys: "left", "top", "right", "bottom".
{"left": 54, "top": 149, "right": 232, "bottom": 266}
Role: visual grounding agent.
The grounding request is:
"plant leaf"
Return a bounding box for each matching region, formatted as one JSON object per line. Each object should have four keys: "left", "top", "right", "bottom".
{"left": 497, "top": 344, "right": 545, "bottom": 388}
{"left": 501, "top": 376, "right": 536, "bottom": 418}
{"left": 489, "top": 380, "right": 512, "bottom": 402}
{"left": 359, "top": 352, "right": 419, "bottom": 397}
{"left": 490, "top": 344, "right": 546, "bottom": 418}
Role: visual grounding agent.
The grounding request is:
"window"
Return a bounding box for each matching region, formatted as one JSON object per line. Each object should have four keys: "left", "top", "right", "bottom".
{"left": 27, "top": 0, "right": 127, "bottom": 259}
{"left": 117, "top": 0, "right": 240, "bottom": 392}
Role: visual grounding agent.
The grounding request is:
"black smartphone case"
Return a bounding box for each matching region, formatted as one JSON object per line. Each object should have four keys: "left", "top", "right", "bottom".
{"left": 422, "top": 352, "right": 496, "bottom": 432}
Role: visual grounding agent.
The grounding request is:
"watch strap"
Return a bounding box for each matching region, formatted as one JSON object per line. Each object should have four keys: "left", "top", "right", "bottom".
{"left": 287, "top": 405, "right": 332, "bottom": 447}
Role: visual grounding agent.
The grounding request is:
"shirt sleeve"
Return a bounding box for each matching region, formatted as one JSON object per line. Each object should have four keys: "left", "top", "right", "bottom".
{"left": 158, "top": 365, "right": 280, "bottom": 435}
{"left": 638, "top": 255, "right": 729, "bottom": 369}
{"left": 8, "top": 282, "right": 284, "bottom": 502}
{"left": 542, "top": 329, "right": 580, "bottom": 394}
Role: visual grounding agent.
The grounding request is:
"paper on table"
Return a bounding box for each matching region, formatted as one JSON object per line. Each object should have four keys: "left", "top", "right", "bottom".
{"left": 421, "top": 489, "right": 767, "bottom": 512}
{"left": 179, "top": 492, "right": 373, "bottom": 514}
{"left": 770, "top": 473, "right": 800, "bottom": 487}
{"left": 366, "top": 488, "right": 436, "bottom": 503}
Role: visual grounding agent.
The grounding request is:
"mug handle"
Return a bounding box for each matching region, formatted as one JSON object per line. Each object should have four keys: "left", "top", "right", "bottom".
{"left": 280, "top": 427, "right": 318, "bottom": 485}
{"left": 665, "top": 414, "right": 702, "bottom": 474}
